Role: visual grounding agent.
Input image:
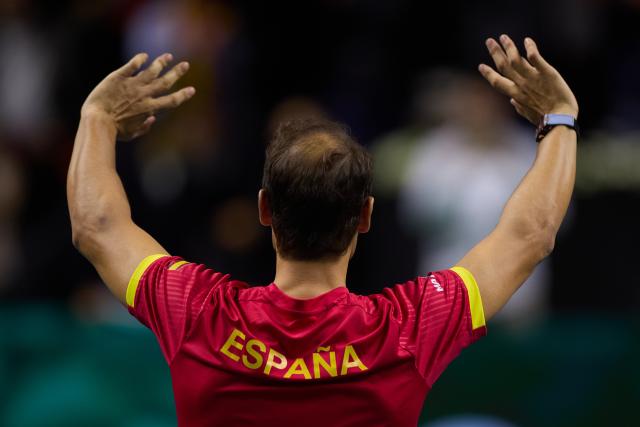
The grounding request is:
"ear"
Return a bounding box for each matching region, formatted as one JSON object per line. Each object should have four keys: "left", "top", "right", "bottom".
{"left": 258, "top": 189, "right": 272, "bottom": 226}
{"left": 357, "top": 196, "right": 374, "bottom": 233}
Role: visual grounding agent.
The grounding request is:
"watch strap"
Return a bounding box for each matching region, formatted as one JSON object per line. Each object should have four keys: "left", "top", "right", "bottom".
{"left": 536, "top": 114, "right": 579, "bottom": 143}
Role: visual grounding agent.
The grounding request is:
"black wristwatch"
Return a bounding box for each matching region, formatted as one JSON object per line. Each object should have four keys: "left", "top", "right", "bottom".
{"left": 535, "top": 114, "right": 579, "bottom": 143}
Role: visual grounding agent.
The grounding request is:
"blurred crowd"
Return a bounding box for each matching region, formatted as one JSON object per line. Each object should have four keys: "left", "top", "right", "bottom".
{"left": 1, "top": 0, "right": 640, "bottom": 320}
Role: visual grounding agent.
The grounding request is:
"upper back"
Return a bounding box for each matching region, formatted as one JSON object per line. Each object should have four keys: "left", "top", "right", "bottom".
{"left": 127, "top": 255, "right": 486, "bottom": 427}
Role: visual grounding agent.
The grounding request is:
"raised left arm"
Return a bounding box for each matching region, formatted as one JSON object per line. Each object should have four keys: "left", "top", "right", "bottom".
{"left": 455, "top": 36, "right": 578, "bottom": 320}
{"left": 67, "top": 53, "right": 195, "bottom": 304}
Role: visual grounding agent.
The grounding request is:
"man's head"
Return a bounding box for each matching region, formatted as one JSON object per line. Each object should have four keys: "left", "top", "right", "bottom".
{"left": 259, "top": 118, "right": 373, "bottom": 261}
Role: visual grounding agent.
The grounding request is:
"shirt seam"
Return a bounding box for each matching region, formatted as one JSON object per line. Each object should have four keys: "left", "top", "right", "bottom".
{"left": 406, "top": 278, "right": 433, "bottom": 384}
{"left": 345, "top": 301, "right": 428, "bottom": 384}
{"left": 398, "top": 341, "right": 430, "bottom": 383}
{"left": 168, "top": 276, "right": 231, "bottom": 366}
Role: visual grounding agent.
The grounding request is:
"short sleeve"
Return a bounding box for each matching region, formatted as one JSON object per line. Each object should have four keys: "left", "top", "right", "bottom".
{"left": 126, "top": 254, "right": 230, "bottom": 363}
{"left": 383, "top": 267, "right": 487, "bottom": 386}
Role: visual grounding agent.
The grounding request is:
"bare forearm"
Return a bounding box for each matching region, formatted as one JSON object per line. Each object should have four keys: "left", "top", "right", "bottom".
{"left": 457, "top": 35, "right": 579, "bottom": 319}
{"left": 67, "top": 112, "right": 131, "bottom": 253}
{"left": 459, "top": 126, "right": 576, "bottom": 318}
{"left": 498, "top": 126, "right": 577, "bottom": 256}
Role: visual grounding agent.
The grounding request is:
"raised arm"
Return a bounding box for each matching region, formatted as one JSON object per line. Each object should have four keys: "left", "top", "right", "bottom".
{"left": 67, "top": 53, "right": 195, "bottom": 304}
{"left": 456, "top": 35, "right": 578, "bottom": 320}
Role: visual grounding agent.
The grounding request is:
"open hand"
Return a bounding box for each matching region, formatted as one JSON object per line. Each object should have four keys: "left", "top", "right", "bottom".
{"left": 479, "top": 35, "right": 578, "bottom": 125}
{"left": 81, "top": 53, "right": 195, "bottom": 140}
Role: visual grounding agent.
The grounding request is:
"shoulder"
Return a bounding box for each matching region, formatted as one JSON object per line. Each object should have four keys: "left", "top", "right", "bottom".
{"left": 338, "top": 291, "right": 383, "bottom": 316}
{"left": 232, "top": 282, "right": 261, "bottom": 299}
{"left": 360, "top": 269, "right": 474, "bottom": 318}
{"left": 339, "top": 284, "right": 427, "bottom": 323}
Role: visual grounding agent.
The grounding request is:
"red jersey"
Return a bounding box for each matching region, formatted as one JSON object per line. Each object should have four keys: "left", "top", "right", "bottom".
{"left": 127, "top": 255, "right": 486, "bottom": 427}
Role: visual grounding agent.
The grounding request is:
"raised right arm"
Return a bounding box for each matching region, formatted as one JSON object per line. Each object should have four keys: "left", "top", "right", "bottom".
{"left": 68, "top": 53, "right": 195, "bottom": 304}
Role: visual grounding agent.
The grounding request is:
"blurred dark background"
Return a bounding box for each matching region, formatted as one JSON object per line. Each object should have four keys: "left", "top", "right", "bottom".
{"left": 1, "top": 0, "right": 639, "bottom": 426}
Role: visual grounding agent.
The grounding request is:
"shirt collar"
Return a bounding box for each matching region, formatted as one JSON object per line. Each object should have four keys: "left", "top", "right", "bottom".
{"left": 265, "top": 283, "right": 349, "bottom": 312}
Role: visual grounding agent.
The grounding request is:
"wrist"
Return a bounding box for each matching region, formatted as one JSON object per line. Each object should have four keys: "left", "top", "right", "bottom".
{"left": 81, "top": 105, "right": 114, "bottom": 122}
{"left": 536, "top": 113, "right": 580, "bottom": 143}
{"left": 79, "top": 106, "right": 118, "bottom": 138}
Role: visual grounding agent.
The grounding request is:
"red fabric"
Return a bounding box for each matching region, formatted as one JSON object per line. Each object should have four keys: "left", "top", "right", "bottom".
{"left": 129, "top": 256, "right": 486, "bottom": 427}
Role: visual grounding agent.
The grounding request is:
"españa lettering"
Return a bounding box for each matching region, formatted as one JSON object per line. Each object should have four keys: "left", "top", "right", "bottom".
{"left": 220, "top": 328, "right": 368, "bottom": 379}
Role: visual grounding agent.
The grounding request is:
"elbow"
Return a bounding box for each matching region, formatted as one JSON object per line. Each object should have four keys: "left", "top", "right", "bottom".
{"left": 537, "top": 228, "right": 556, "bottom": 259}
{"left": 69, "top": 210, "right": 112, "bottom": 255}
{"left": 67, "top": 182, "right": 130, "bottom": 255}
{"left": 70, "top": 224, "right": 91, "bottom": 252}
{"left": 510, "top": 216, "right": 559, "bottom": 262}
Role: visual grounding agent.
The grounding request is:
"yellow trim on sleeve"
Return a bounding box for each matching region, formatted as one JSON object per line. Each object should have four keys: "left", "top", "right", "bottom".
{"left": 126, "top": 254, "right": 169, "bottom": 307}
{"left": 168, "top": 260, "right": 189, "bottom": 271}
{"left": 450, "top": 266, "right": 486, "bottom": 330}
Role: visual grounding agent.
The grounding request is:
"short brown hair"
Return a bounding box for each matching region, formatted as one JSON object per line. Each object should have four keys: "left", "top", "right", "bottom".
{"left": 262, "top": 119, "right": 373, "bottom": 260}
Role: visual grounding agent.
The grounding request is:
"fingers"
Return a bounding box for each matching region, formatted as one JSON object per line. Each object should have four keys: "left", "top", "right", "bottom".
{"left": 498, "top": 35, "right": 536, "bottom": 77}
{"left": 478, "top": 63, "right": 525, "bottom": 102}
{"left": 115, "top": 53, "right": 148, "bottom": 77}
{"left": 485, "top": 38, "right": 513, "bottom": 78}
{"left": 481, "top": 36, "right": 575, "bottom": 121}
{"left": 147, "top": 61, "right": 190, "bottom": 94}
{"left": 148, "top": 86, "right": 196, "bottom": 111}
{"left": 137, "top": 53, "right": 174, "bottom": 83}
{"left": 524, "top": 37, "right": 554, "bottom": 74}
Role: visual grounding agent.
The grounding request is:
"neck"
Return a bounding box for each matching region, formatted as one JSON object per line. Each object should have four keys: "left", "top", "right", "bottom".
{"left": 273, "top": 252, "right": 350, "bottom": 299}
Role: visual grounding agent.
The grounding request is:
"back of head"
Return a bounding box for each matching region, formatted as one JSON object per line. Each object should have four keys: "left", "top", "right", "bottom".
{"left": 262, "top": 119, "right": 373, "bottom": 260}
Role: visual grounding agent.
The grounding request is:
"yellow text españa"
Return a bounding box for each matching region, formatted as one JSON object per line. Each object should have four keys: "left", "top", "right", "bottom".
{"left": 220, "top": 328, "right": 368, "bottom": 379}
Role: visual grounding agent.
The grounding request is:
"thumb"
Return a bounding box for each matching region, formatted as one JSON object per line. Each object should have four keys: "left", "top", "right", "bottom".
{"left": 122, "top": 115, "right": 156, "bottom": 141}
{"left": 135, "top": 115, "right": 156, "bottom": 137}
